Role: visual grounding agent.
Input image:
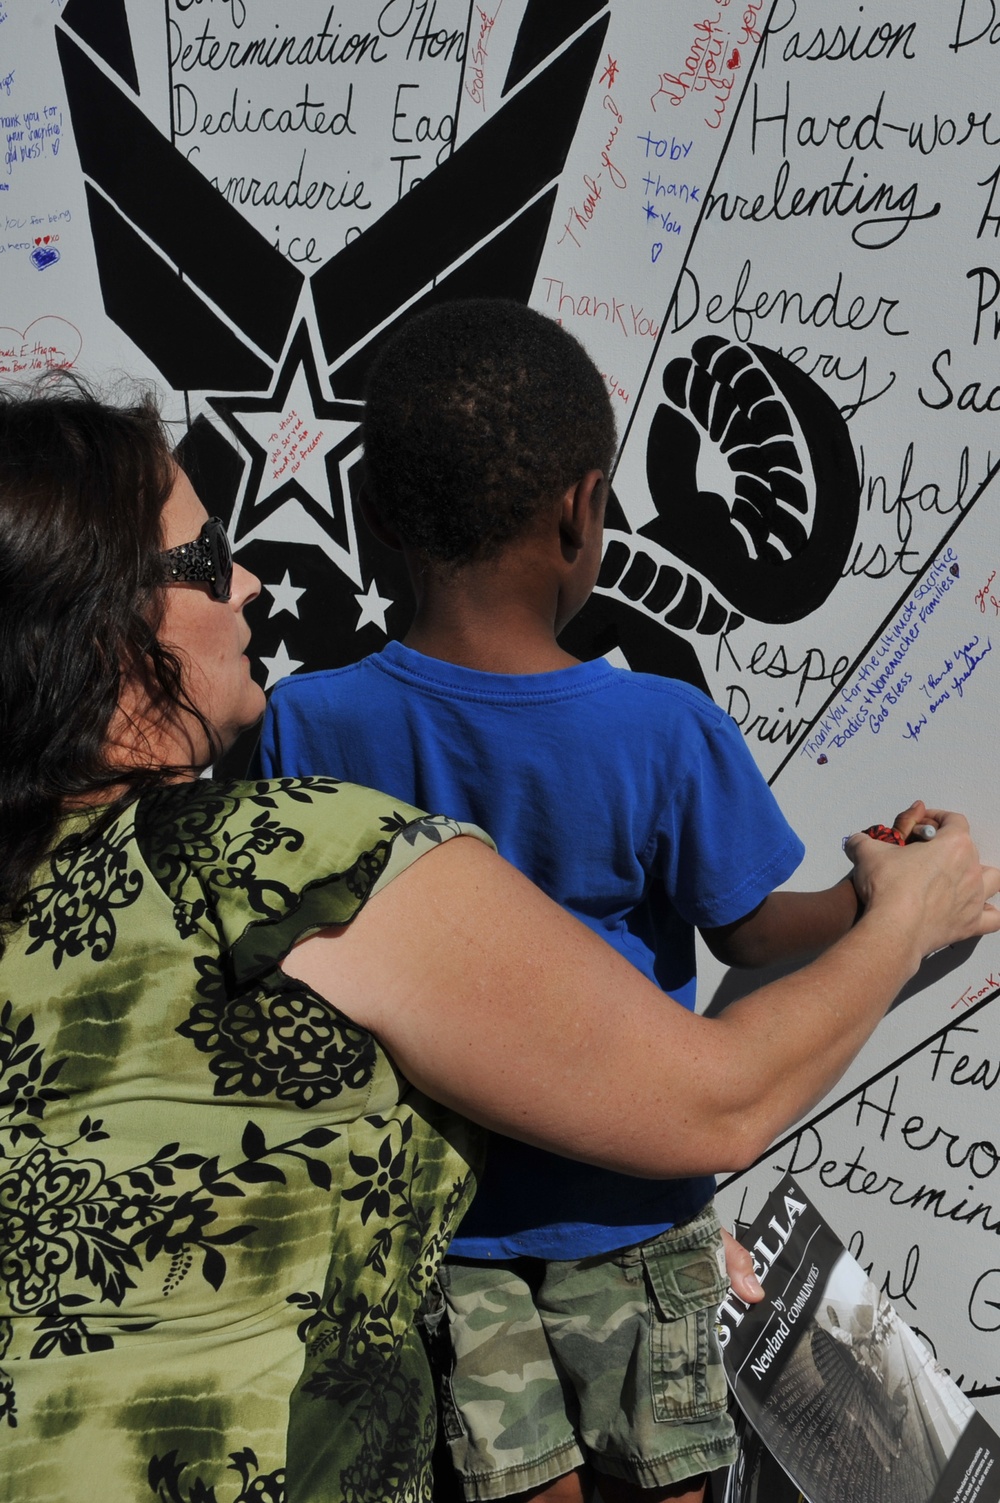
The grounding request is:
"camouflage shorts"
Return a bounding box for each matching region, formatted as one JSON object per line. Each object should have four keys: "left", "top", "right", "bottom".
{"left": 431, "top": 1203, "right": 737, "bottom": 1500}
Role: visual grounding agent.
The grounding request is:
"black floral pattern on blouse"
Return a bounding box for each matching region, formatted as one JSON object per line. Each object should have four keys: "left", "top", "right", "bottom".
{"left": 293, "top": 1279, "right": 434, "bottom": 1503}
{"left": 136, "top": 781, "right": 399, "bottom": 1107}
{"left": 177, "top": 957, "right": 376, "bottom": 1107}
{"left": 148, "top": 1446, "right": 285, "bottom": 1502}
{"left": 20, "top": 819, "right": 143, "bottom": 969}
{"left": 380, "top": 809, "right": 469, "bottom": 848}
{"left": 137, "top": 780, "right": 322, "bottom": 932}
{"left": 0, "top": 1319, "right": 14, "bottom": 1430}
{"left": 0, "top": 998, "right": 340, "bottom": 1414}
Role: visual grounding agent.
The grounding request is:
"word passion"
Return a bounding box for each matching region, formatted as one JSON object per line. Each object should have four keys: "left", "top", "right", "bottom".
{"left": 761, "top": 10, "right": 917, "bottom": 65}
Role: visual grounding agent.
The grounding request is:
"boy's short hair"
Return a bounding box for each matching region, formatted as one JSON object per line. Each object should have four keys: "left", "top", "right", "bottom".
{"left": 362, "top": 298, "right": 617, "bottom": 566}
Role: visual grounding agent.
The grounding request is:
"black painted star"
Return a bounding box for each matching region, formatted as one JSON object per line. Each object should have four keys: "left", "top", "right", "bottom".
{"left": 210, "top": 322, "right": 365, "bottom": 584}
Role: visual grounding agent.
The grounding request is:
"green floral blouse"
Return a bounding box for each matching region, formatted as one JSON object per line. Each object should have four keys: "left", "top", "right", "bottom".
{"left": 0, "top": 778, "right": 486, "bottom": 1503}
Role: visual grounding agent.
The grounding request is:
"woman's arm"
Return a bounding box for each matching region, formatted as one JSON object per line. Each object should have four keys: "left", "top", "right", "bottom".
{"left": 282, "top": 811, "right": 999, "bottom": 1178}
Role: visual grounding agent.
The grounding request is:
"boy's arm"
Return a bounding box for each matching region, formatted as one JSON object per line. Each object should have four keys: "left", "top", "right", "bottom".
{"left": 701, "top": 879, "right": 859, "bottom": 968}
{"left": 702, "top": 800, "right": 933, "bottom": 969}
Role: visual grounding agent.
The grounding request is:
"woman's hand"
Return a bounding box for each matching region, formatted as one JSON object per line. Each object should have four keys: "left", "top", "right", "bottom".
{"left": 891, "top": 798, "right": 936, "bottom": 843}
{"left": 846, "top": 809, "right": 1000, "bottom": 961}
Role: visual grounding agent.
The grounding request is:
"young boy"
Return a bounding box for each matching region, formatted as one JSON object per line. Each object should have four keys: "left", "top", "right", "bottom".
{"left": 254, "top": 300, "right": 861, "bottom": 1503}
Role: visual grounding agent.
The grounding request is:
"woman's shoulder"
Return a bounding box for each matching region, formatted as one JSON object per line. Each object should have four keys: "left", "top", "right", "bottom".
{"left": 139, "top": 774, "right": 423, "bottom": 838}
{"left": 135, "top": 776, "right": 481, "bottom": 875}
{"left": 133, "top": 777, "right": 492, "bottom": 980}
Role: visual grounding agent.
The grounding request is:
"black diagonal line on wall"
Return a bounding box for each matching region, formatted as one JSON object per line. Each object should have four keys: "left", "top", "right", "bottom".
{"left": 502, "top": 0, "right": 608, "bottom": 96}
{"left": 62, "top": 0, "right": 139, "bottom": 94}
{"left": 85, "top": 185, "right": 273, "bottom": 391}
{"left": 330, "top": 189, "right": 558, "bottom": 398}
{"left": 768, "top": 454, "right": 1000, "bottom": 783}
{"left": 311, "top": 16, "right": 609, "bottom": 368}
{"left": 57, "top": 28, "right": 302, "bottom": 361}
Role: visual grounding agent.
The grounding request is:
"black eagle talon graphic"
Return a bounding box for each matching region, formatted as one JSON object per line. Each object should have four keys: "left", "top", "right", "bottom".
{"left": 642, "top": 336, "right": 860, "bottom": 626}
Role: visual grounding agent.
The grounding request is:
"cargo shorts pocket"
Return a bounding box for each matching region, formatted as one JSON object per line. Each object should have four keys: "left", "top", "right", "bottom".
{"left": 638, "top": 1211, "right": 730, "bottom": 1424}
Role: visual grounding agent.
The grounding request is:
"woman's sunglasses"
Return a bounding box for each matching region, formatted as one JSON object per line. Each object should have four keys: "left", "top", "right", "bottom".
{"left": 159, "top": 516, "right": 234, "bottom": 602}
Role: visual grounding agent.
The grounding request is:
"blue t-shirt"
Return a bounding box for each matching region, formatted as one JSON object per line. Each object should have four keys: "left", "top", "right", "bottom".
{"left": 255, "top": 642, "right": 804, "bottom": 1258}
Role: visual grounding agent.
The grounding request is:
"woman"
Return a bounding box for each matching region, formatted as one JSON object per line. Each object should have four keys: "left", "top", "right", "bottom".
{"left": 0, "top": 380, "right": 996, "bottom": 1503}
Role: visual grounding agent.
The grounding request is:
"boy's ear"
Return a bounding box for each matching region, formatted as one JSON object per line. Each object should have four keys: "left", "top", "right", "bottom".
{"left": 358, "top": 486, "right": 403, "bottom": 551}
{"left": 559, "top": 470, "right": 606, "bottom": 551}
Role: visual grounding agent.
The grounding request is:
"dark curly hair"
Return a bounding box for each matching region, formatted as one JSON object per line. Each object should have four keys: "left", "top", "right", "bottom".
{"left": 362, "top": 299, "right": 617, "bottom": 565}
{"left": 0, "top": 376, "right": 215, "bottom": 951}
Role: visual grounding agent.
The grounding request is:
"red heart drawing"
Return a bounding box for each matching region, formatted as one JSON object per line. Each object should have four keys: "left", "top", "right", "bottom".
{"left": 0, "top": 316, "right": 83, "bottom": 374}
{"left": 43, "top": 235, "right": 51, "bottom": 244}
{"left": 726, "top": 48, "right": 740, "bottom": 68}
{"left": 34, "top": 237, "right": 41, "bottom": 245}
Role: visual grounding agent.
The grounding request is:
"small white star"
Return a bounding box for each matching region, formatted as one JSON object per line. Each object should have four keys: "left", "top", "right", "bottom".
{"left": 264, "top": 570, "right": 306, "bottom": 620}
{"left": 260, "top": 638, "right": 304, "bottom": 690}
{"left": 354, "top": 578, "right": 393, "bottom": 634}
